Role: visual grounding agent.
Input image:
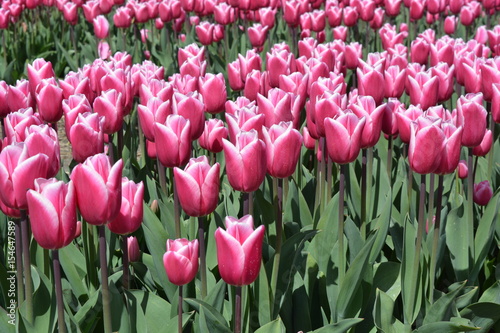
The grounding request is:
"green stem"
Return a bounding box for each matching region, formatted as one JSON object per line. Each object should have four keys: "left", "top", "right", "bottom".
{"left": 338, "top": 164, "right": 346, "bottom": 285}
{"left": 428, "top": 173, "right": 435, "bottom": 226}
{"left": 467, "top": 148, "right": 475, "bottom": 276}
{"left": 270, "top": 178, "right": 283, "bottom": 318}
{"left": 387, "top": 136, "right": 393, "bottom": 181}
{"left": 361, "top": 149, "right": 367, "bottom": 240}
{"left": 319, "top": 139, "right": 326, "bottom": 214}
{"left": 158, "top": 159, "right": 167, "bottom": 196}
{"left": 122, "top": 235, "right": 129, "bottom": 290}
{"left": 429, "top": 175, "right": 444, "bottom": 303}
{"left": 243, "top": 192, "right": 254, "bottom": 216}
{"left": 198, "top": 217, "right": 207, "bottom": 299}
{"left": 235, "top": 286, "right": 242, "bottom": 333}
{"left": 487, "top": 108, "right": 495, "bottom": 181}
{"left": 99, "top": 226, "right": 112, "bottom": 333}
{"left": 53, "top": 250, "right": 66, "bottom": 333}
{"left": 173, "top": 176, "right": 181, "bottom": 239}
{"left": 178, "top": 286, "right": 183, "bottom": 333}
{"left": 20, "top": 210, "right": 33, "bottom": 324}
{"left": 366, "top": 147, "right": 374, "bottom": 226}
{"left": 407, "top": 174, "right": 426, "bottom": 325}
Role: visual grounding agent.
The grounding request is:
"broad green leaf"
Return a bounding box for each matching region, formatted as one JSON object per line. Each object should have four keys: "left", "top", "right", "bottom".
{"left": 75, "top": 288, "right": 100, "bottom": 333}
{"left": 373, "top": 262, "right": 401, "bottom": 301}
{"left": 185, "top": 298, "right": 232, "bottom": 333}
{"left": 254, "top": 317, "right": 286, "bottom": 333}
{"left": 0, "top": 307, "right": 14, "bottom": 333}
{"left": 374, "top": 289, "right": 396, "bottom": 333}
{"left": 256, "top": 261, "right": 272, "bottom": 326}
{"left": 311, "top": 318, "right": 364, "bottom": 332}
{"left": 460, "top": 302, "right": 500, "bottom": 333}
{"left": 413, "top": 321, "right": 479, "bottom": 332}
{"left": 128, "top": 290, "right": 175, "bottom": 333}
{"left": 478, "top": 281, "right": 500, "bottom": 303}
{"left": 369, "top": 193, "right": 392, "bottom": 264}
{"left": 205, "top": 279, "right": 227, "bottom": 313}
{"left": 59, "top": 243, "right": 88, "bottom": 300}
{"left": 423, "top": 281, "right": 466, "bottom": 325}
{"left": 401, "top": 218, "right": 421, "bottom": 325}
{"left": 445, "top": 195, "right": 469, "bottom": 281}
{"left": 283, "top": 179, "right": 313, "bottom": 227}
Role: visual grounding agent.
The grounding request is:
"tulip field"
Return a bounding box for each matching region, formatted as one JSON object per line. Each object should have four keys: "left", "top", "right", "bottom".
{"left": 2, "top": 0, "right": 500, "bottom": 332}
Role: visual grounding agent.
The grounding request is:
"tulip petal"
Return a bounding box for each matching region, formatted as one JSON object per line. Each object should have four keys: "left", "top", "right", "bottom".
{"left": 215, "top": 228, "right": 245, "bottom": 286}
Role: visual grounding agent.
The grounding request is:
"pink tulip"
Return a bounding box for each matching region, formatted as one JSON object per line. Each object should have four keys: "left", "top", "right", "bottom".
{"left": 313, "top": 91, "right": 346, "bottom": 137}
{"left": 257, "top": 88, "right": 293, "bottom": 128}
{"left": 248, "top": 24, "right": 269, "bottom": 50}
{"left": 435, "top": 122, "right": 463, "bottom": 175}
{"left": 238, "top": 50, "right": 262, "bottom": 84}
{"left": 473, "top": 180, "right": 493, "bottom": 206}
{"left": 283, "top": 0, "right": 301, "bottom": 27}
{"left": 262, "top": 122, "right": 303, "bottom": 178}
{"left": 93, "top": 89, "right": 124, "bottom": 134}
{"left": 456, "top": 93, "right": 487, "bottom": 147}
{"left": 324, "top": 112, "right": 365, "bottom": 164}
{"left": 384, "top": 65, "right": 406, "bottom": 98}
{"left": 93, "top": 15, "right": 109, "bottom": 39}
{"left": 60, "top": 72, "right": 93, "bottom": 101}
{"left": 0, "top": 9, "right": 10, "bottom": 29}
{"left": 266, "top": 49, "right": 296, "bottom": 88}
{"left": 163, "top": 238, "right": 199, "bottom": 286}
{"left": 174, "top": 156, "right": 220, "bottom": 217}
{"left": 172, "top": 92, "right": 205, "bottom": 140}
{"left": 196, "top": 21, "right": 214, "bottom": 45}
{"left": 63, "top": 2, "right": 78, "bottom": 25}
{"left": 198, "top": 119, "right": 228, "bottom": 153}
{"left": 349, "top": 96, "right": 386, "bottom": 149}
{"left": 70, "top": 112, "right": 105, "bottom": 163}
{"left": 7, "top": 80, "right": 33, "bottom": 113}
{"left": 395, "top": 104, "right": 423, "bottom": 144}
{"left": 410, "top": 37, "right": 430, "bottom": 65}
{"left": 154, "top": 115, "right": 192, "bottom": 168}
{"left": 113, "top": 7, "right": 132, "bottom": 28}
{"left": 35, "top": 78, "right": 63, "bottom": 123}
{"left": 343, "top": 6, "right": 358, "bottom": 26}
{"left": 214, "top": 215, "right": 265, "bottom": 286}
{"left": 407, "top": 72, "right": 439, "bottom": 111}
{"left": 199, "top": 73, "right": 227, "bottom": 114}
{"left": 228, "top": 60, "right": 245, "bottom": 91}
{"left": 27, "top": 58, "right": 55, "bottom": 97}
{"left": 431, "top": 63, "right": 455, "bottom": 103}
{"left": 137, "top": 98, "right": 171, "bottom": 142}
{"left": 27, "top": 179, "right": 77, "bottom": 249}
{"left": 178, "top": 44, "right": 205, "bottom": 68}
{"left": 70, "top": 153, "right": 123, "bottom": 225}
{"left": 492, "top": 83, "right": 500, "bottom": 124}
{"left": 222, "top": 130, "right": 267, "bottom": 193}
{"left": 4, "top": 108, "right": 42, "bottom": 144}
{"left": 127, "top": 236, "right": 140, "bottom": 262}
{"left": 62, "top": 94, "right": 93, "bottom": 141}
{"left": 444, "top": 16, "right": 457, "bottom": 35}
{"left": 357, "top": 64, "right": 385, "bottom": 105}
{"left": 0, "top": 81, "right": 9, "bottom": 118}
{"left": 458, "top": 160, "right": 468, "bottom": 179}
{"left": 409, "top": 0, "right": 424, "bottom": 21}
{"left": 472, "top": 129, "right": 493, "bottom": 157}
{"left": 107, "top": 178, "right": 144, "bottom": 235}
{"left": 226, "top": 108, "right": 265, "bottom": 144}
{"left": 385, "top": 0, "right": 401, "bottom": 17}
{"left": 409, "top": 117, "right": 445, "bottom": 174}
{"left": 25, "top": 124, "right": 61, "bottom": 178}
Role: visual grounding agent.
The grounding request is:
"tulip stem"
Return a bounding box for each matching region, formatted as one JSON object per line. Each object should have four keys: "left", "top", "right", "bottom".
{"left": 242, "top": 192, "right": 253, "bottom": 216}
{"left": 99, "top": 226, "right": 112, "bottom": 333}
{"left": 319, "top": 138, "right": 326, "bottom": 214}
{"left": 387, "top": 136, "right": 393, "bottom": 182}
{"left": 429, "top": 175, "right": 444, "bottom": 303}
{"left": 53, "top": 250, "right": 66, "bottom": 333}
{"left": 173, "top": 177, "right": 181, "bottom": 238}
{"left": 487, "top": 110, "right": 494, "bottom": 181}
{"left": 407, "top": 174, "right": 426, "bottom": 326}
{"left": 198, "top": 216, "right": 207, "bottom": 299}
{"left": 366, "top": 147, "right": 373, "bottom": 229}
{"left": 467, "top": 148, "right": 475, "bottom": 275}
{"left": 178, "top": 286, "right": 183, "bottom": 333}
{"left": 20, "top": 210, "right": 33, "bottom": 324}
{"left": 361, "top": 150, "right": 367, "bottom": 240}
{"left": 157, "top": 160, "right": 168, "bottom": 196}
{"left": 14, "top": 220, "right": 24, "bottom": 306}
{"left": 122, "top": 235, "right": 129, "bottom": 290}
{"left": 235, "top": 286, "right": 242, "bottom": 333}
{"left": 270, "top": 178, "right": 283, "bottom": 318}
{"left": 428, "top": 173, "right": 435, "bottom": 227}
{"left": 338, "top": 164, "right": 346, "bottom": 285}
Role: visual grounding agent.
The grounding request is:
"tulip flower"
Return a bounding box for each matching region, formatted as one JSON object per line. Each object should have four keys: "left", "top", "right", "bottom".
{"left": 357, "top": 64, "right": 385, "bottom": 105}
{"left": 223, "top": 130, "right": 267, "bottom": 193}
{"left": 137, "top": 97, "right": 171, "bottom": 142}
{"left": 458, "top": 160, "right": 468, "bottom": 179}
{"left": 473, "top": 181, "right": 493, "bottom": 206}
{"left": 62, "top": 94, "right": 93, "bottom": 140}
{"left": 127, "top": 236, "right": 140, "bottom": 262}
{"left": 173, "top": 156, "right": 220, "bottom": 217}
{"left": 349, "top": 96, "right": 386, "bottom": 149}
{"left": 93, "top": 15, "right": 109, "bottom": 39}
{"left": 179, "top": 58, "right": 207, "bottom": 78}
{"left": 35, "top": 78, "right": 64, "bottom": 123}
{"left": 472, "top": 130, "right": 493, "bottom": 157}
{"left": 27, "top": 179, "right": 77, "bottom": 249}
{"left": 70, "top": 153, "right": 123, "bottom": 225}
{"left": 7, "top": 80, "right": 33, "bottom": 113}
{"left": 324, "top": 112, "right": 365, "bottom": 164}
{"left": 25, "top": 124, "right": 61, "bottom": 178}
{"left": 178, "top": 44, "right": 205, "bottom": 68}
{"left": 69, "top": 113, "right": 105, "bottom": 163}
{"left": 226, "top": 108, "right": 265, "bottom": 144}
{"left": 163, "top": 238, "right": 199, "bottom": 286}
{"left": 435, "top": 122, "right": 463, "bottom": 175}
{"left": 172, "top": 92, "right": 205, "bottom": 140}
{"left": 456, "top": 93, "right": 487, "bottom": 147}
{"left": 313, "top": 91, "right": 346, "bottom": 137}
{"left": 106, "top": 178, "right": 144, "bottom": 235}
{"left": 408, "top": 117, "right": 445, "bottom": 174}
{"left": 93, "top": 89, "right": 124, "bottom": 134}
{"left": 27, "top": 58, "right": 55, "bottom": 97}
{"left": 199, "top": 73, "right": 227, "bottom": 114}
{"left": 214, "top": 215, "right": 265, "bottom": 286}
{"left": 198, "top": 119, "right": 228, "bottom": 153}
{"left": 4, "top": 108, "right": 43, "bottom": 144}
{"left": 262, "top": 122, "right": 303, "bottom": 178}
{"left": 257, "top": 88, "right": 293, "bottom": 128}
{"left": 154, "top": 115, "right": 192, "bottom": 168}
{"left": 444, "top": 16, "right": 457, "bottom": 35}
{"left": 266, "top": 49, "right": 296, "bottom": 88}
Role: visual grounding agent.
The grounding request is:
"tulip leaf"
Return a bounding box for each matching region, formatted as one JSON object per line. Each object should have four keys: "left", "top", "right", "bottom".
{"left": 75, "top": 287, "right": 101, "bottom": 332}
{"left": 254, "top": 317, "right": 286, "bottom": 333}
{"left": 401, "top": 217, "right": 421, "bottom": 325}
{"left": 126, "top": 290, "right": 178, "bottom": 333}
{"left": 423, "top": 281, "right": 466, "bottom": 325}
{"left": 311, "top": 318, "right": 364, "bottom": 332}
{"left": 470, "top": 192, "right": 499, "bottom": 283}
{"left": 373, "top": 262, "right": 401, "bottom": 301}
{"left": 373, "top": 289, "right": 396, "bottom": 333}
{"left": 255, "top": 261, "right": 272, "bottom": 327}
{"left": 0, "top": 307, "right": 14, "bottom": 333}
{"left": 205, "top": 279, "right": 227, "bottom": 313}
{"left": 185, "top": 298, "right": 232, "bottom": 333}
{"left": 445, "top": 196, "right": 470, "bottom": 282}
{"left": 58, "top": 243, "right": 88, "bottom": 301}
{"left": 336, "top": 235, "right": 375, "bottom": 320}
{"left": 413, "top": 321, "right": 479, "bottom": 333}
{"left": 369, "top": 193, "right": 392, "bottom": 264}
{"left": 460, "top": 302, "right": 500, "bottom": 332}
{"left": 283, "top": 179, "right": 313, "bottom": 227}
{"left": 477, "top": 281, "right": 500, "bottom": 304}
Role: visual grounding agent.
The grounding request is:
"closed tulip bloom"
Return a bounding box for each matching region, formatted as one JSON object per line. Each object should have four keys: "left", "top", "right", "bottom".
{"left": 444, "top": 16, "right": 457, "bottom": 35}
{"left": 395, "top": 104, "right": 423, "bottom": 144}
{"left": 178, "top": 44, "right": 205, "bottom": 68}
{"left": 63, "top": 2, "right": 78, "bottom": 25}
{"left": 179, "top": 58, "right": 207, "bottom": 78}
{"left": 238, "top": 50, "right": 262, "bottom": 84}
{"left": 491, "top": 83, "right": 500, "bottom": 124}
{"left": 27, "top": 179, "right": 77, "bottom": 249}
{"left": 257, "top": 88, "right": 293, "bottom": 128}
{"left": 199, "top": 73, "right": 227, "bottom": 114}
{"left": 0, "top": 9, "right": 10, "bottom": 29}
{"left": 174, "top": 156, "right": 220, "bottom": 217}
{"left": 62, "top": 94, "right": 92, "bottom": 141}
{"left": 223, "top": 130, "right": 267, "bottom": 193}
{"left": 460, "top": 5, "right": 475, "bottom": 26}
{"left": 430, "top": 39, "right": 454, "bottom": 67}
{"left": 195, "top": 21, "right": 214, "bottom": 45}
{"left": 473, "top": 181, "right": 493, "bottom": 206}
{"left": 435, "top": 122, "right": 463, "bottom": 175}
{"left": 155, "top": 115, "right": 192, "bottom": 168}
{"left": 25, "top": 124, "right": 61, "bottom": 178}
{"left": 350, "top": 96, "right": 386, "bottom": 149}
{"left": 324, "top": 112, "right": 365, "bottom": 164}
{"left": 410, "top": 37, "right": 430, "bottom": 65}
{"left": 313, "top": 91, "right": 346, "bottom": 137}
{"left": 409, "top": 117, "right": 445, "bottom": 174}
{"left": 385, "top": 0, "right": 401, "bottom": 17}
{"left": 266, "top": 49, "right": 295, "bottom": 88}
{"left": 8, "top": 80, "right": 33, "bottom": 113}
{"left": 345, "top": 42, "right": 362, "bottom": 70}
{"left": 458, "top": 160, "right": 468, "bottom": 179}
{"left": 0, "top": 143, "right": 49, "bottom": 210}
{"left": 137, "top": 98, "right": 171, "bottom": 142}
{"left": 357, "top": 65, "right": 385, "bottom": 105}
{"left": 163, "top": 238, "right": 199, "bottom": 286}
{"left": 431, "top": 63, "right": 455, "bottom": 102}
{"left": 0, "top": 81, "right": 8, "bottom": 118}
{"left": 93, "top": 15, "right": 109, "bottom": 39}
{"left": 263, "top": 122, "right": 303, "bottom": 178}
{"left": 385, "top": 65, "right": 406, "bottom": 98}
{"left": 409, "top": 0, "right": 424, "bottom": 21}
{"left": 283, "top": 0, "right": 301, "bottom": 27}
{"left": 172, "top": 92, "right": 205, "bottom": 140}
{"left": 215, "top": 215, "right": 265, "bottom": 286}
{"left": 472, "top": 129, "right": 493, "bottom": 157}
{"left": 70, "top": 153, "right": 123, "bottom": 225}
{"left": 70, "top": 113, "right": 105, "bottom": 163}
{"left": 480, "top": 60, "right": 500, "bottom": 102}
{"left": 226, "top": 108, "right": 265, "bottom": 143}
{"left": 27, "top": 58, "right": 55, "bottom": 97}
{"left": 127, "top": 236, "right": 140, "bottom": 262}
{"left": 456, "top": 93, "right": 487, "bottom": 147}
{"left": 4, "top": 108, "right": 42, "bottom": 144}
{"left": 248, "top": 24, "right": 269, "bottom": 50}
{"left": 228, "top": 60, "right": 245, "bottom": 91}
{"left": 35, "top": 78, "right": 64, "bottom": 123}
{"left": 343, "top": 6, "right": 358, "bottom": 26}
{"left": 107, "top": 178, "right": 144, "bottom": 235}
{"left": 113, "top": 7, "right": 132, "bottom": 28}
{"left": 199, "top": 118, "right": 228, "bottom": 153}
{"left": 407, "top": 72, "right": 439, "bottom": 110}
{"left": 93, "top": 89, "right": 124, "bottom": 134}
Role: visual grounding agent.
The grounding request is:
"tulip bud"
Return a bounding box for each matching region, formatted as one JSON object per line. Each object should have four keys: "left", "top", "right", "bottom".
{"left": 456, "top": 93, "right": 487, "bottom": 147}
{"left": 214, "top": 215, "right": 265, "bottom": 286}
{"left": 457, "top": 160, "right": 468, "bottom": 179}
{"left": 127, "top": 236, "right": 140, "bottom": 262}
{"left": 473, "top": 181, "right": 493, "bottom": 206}
{"left": 163, "top": 238, "right": 199, "bottom": 285}
{"left": 93, "top": 15, "right": 109, "bottom": 39}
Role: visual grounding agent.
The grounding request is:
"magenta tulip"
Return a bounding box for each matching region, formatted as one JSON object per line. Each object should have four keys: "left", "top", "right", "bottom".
{"left": 456, "top": 93, "right": 487, "bottom": 147}
{"left": 163, "top": 238, "right": 199, "bottom": 286}
{"left": 127, "top": 236, "right": 140, "bottom": 262}
{"left": 473, "top": 181, "right": 493, "bottom": 206}
{"left": 199, "top": 73, "right": 227, "bottom": 114}
{"left": 93, "top": 89, "right": 124, "bottom": 134}
{"left": 27, "top": 179, "right": 77, "bottom": 249}
{"left": 435, "top": 122, "right": 463, "bottom": 175}
{"left": 107, "top": 178, "right": 144, "bottom": 235}
{"left": 154, "top": 115, "right": 192, "bottom": 168}
{"left": 262, "top": 122, "right": 303, "bottom": 178}
{"left": 458, "top": 160, "right": 468, "bottom": 179}
{"left": 198, "top": 119, "right": 228, "bottom": 153}
{"left": 69, "top": 113, "right": 105, "bottom": 163}
{"left": 70, "top": 153, "right": 123, "bottom": 225}
{"left": 408, "top": 117, "right": 445, "bottom": 174}
{"left": 214, "top": 215, "right": 265, "bottom": 286}
{"left": 324, "top": 112, "right": 365, "bottom": 164}
{"left": 137, "top": 97, "right": 171, "bottom": 142}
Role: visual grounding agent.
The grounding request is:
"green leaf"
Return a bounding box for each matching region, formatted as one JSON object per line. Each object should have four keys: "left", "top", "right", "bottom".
{"left": 336, "top": 235, "right": 376, "bottom": 319}
{"left": 445, "top": 195, "right": 469, "bottom": 281}
{"left": 127, "top": 290, "right": 175, "bottom": 333}
{"left": 374, "top": 289, "right": 396, "bottom": 333}
{"left": 460, "top": 302, "right": 500, "bottom": 333}
{"left": 254, "top": 317, "right": 286, "bottom": 333}
{"left": 311, "top": 318, "right": 364, "bottom": 332}
{"left": 185, "top": 298, "right": 232, "bottom": 333}
{"left": 369, "top": 193, "right": 392, "bottom": 264}
{"left": 423, "top": 281, "right": 466, "bottom": 325}
{"left": 413, "top": 321, "right": 479, "bottom": 333}
{"left": 283, "top": 179, "right": 313, "bottom": 227}
{"left": 401, "top": 218, "right": 421, "bottom": 325}
{"left": 373, "top": 262, "right": 401, "bottom": 301}
{"left": 0, "top": 306, "right": 15, "bottom": 333}
{"left": 205, "top": 279, "right": 227, "bottom": 313}
{"left": 58, "top": 243, "right": 88, "bottom": 301}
